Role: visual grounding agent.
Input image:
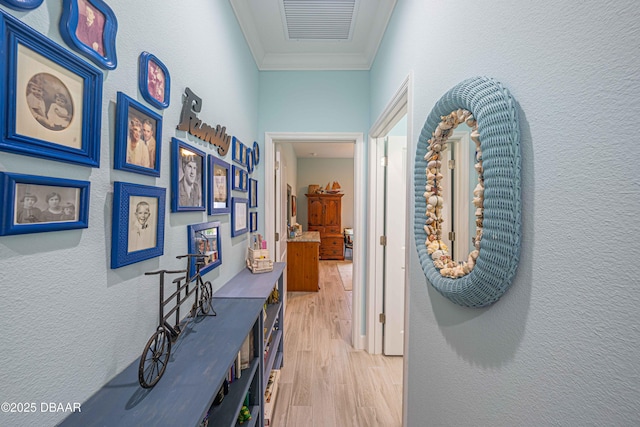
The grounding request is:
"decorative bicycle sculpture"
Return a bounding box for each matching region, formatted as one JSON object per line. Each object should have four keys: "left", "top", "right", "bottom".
{"left": 138, "top": 253, "right": 216, "bottom": 388}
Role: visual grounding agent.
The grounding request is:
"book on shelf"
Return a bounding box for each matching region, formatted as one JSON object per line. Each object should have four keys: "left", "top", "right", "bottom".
{"left": 264, "top": 369, "right": 281, "bottom": 426}
{"left": 240, "top": 331, "right": 253, "bottom": 370}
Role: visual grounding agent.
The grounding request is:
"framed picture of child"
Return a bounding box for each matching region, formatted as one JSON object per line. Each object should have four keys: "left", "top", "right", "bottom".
{"left": 0, "top": 172, "right": 90, "bottom": 236}
{"left": 59, "top": 0, "right": 118, "bottom": 70}
{"left": 138, "top": 52, "right": 170, "bottom": 109}
{"left": 0, "top": 11, "right": 102, "bottom": 167}
{"left": 114, "top": 92, "right": 163, "bottom": 177}
{"left": 111, "top": 182, "right": 166, "bottom": 269}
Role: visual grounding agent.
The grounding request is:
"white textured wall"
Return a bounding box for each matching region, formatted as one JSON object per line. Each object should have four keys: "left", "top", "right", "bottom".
{"left": 371, "top": 0, "right": 640, "bottom": 425}
{"left": 0, "top": 2, "right": 259, "bottom": 426}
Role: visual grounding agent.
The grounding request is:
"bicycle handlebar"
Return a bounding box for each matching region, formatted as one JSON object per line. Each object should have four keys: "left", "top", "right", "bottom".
{"left": 145, "top": 269, "right": 187, "bottom": 276}
{"left": 175, "top": 253, "right": 207, "bottom": 260}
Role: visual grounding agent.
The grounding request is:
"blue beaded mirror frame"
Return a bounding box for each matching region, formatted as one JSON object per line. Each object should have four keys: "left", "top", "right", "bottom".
{"left": 414, "top": 76, "right": 522, "bottom": 307}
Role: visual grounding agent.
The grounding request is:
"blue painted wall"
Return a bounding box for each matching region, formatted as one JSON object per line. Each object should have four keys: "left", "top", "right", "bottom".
{"left": 371, "top": 0, "right": 640, "bottom": 425}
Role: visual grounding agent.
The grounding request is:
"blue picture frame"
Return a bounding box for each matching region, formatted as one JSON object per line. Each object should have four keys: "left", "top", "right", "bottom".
{"left": 231, "top": 136, "right": 245, "bottom": 166}
{"left": 207, "top": 155, "right": 230, "bottom": 215}
{"left": 249, "top": 178, "right": 258, "bottom": 208}
{"left": 59, "top": 0, "right": 118, "bottom": 70}
{"left": 0, "top": 10, "right": 102, "bottom": 167}
{"left": 114, "top": 92, "right": 162, "bottom": 177}
{"left": 171, "top": 138, "right": 206, "bottom": 212}
{"left": 111, "top": 182, "right": 166, "bottom": 269}
{"left": 187, "top": 220, "right": 222, "bottom": 279}
{"left": 246, "top": 147, "right": 254, "bottom": 174}
{"left": 0, "top": 0, "right": 43, "bottom": 10}
{"left": 231, "top": 165, "right": 247, "bottom": 192}
{"left": 0, "top": 172, "right": 90, "bottom": 236}
{"left": 252, "top": 141, "right": 260, "bottom": 166}
{"left": 249, "top": 211, "right": 258, "bottom": 232}
{"left": 138, "top": 51, "right": 170, "bottom": 109}
{"left": 231, "top": 197, "right": 248, "bottom": 237}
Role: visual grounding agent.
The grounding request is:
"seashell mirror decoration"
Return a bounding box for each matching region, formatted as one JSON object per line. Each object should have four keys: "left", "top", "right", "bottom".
{"left": 414, "top": 76, "right": 522, "bottom": 307}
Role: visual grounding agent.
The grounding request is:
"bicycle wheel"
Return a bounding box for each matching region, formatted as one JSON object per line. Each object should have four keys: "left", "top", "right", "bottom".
{"left": 200, "top": 280, "right": 213, "bottom": 315}
{"left": 138, "top": 327, "right": 171, "bottom": 388}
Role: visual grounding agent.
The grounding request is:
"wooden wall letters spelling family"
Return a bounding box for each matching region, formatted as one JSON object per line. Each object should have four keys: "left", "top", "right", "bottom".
{"left": 176, "top": 87, "right": 231, "bottom": 156}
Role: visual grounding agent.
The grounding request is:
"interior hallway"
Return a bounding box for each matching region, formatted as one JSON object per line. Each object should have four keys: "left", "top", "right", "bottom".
{"left": 271, "top": 261, "right": 403, "bottom": 427}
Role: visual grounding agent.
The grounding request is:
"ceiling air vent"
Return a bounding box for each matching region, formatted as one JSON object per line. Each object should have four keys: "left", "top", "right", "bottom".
{"left": 281, "top": 0, "right": 358, "bottom": 41}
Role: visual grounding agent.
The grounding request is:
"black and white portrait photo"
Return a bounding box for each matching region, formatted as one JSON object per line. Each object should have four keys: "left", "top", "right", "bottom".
{"left": 13, "top": 183, "right": 80, "bottom": 225}
{"left": 178, "top": 150, "right": 203, "bottom": 207}
{"left": 128, "top": 196, "right": 158, "bottom": 253}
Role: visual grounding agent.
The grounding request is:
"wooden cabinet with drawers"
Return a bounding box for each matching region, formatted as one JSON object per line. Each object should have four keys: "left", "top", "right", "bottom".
{"left": 306, "top": 193, "right": 344, "bottom": 260}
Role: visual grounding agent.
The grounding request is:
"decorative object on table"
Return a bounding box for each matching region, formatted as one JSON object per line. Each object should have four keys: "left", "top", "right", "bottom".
{"left": 237, "top": 406, "right": 252, "bottom": 424}
{"left": 0, "top": 10, "right": 102, "bottom": 167}
{"left": 207, "top": 155, "right": 231, "bottom": 215}
{"left": 307, "top": 184, "right": 320, "bottom": 194}
{"left": 414, "top": 76, "right": 521, "bottom": 307}
{"left": 138, "top": 51, "right": 170, "bottom": 109}
{"left": 231, "top": 136, "right": 246, "bottom": 166}
{"left": 138, "top": 253, "right": 215, "bottom": 388}
{"left": 252, "top": 141, "right": 260, "bottom": 166}
{"left": 246, "top": 246, "right": 273, "bottom": 273}
{"left": 231, "top": 197, "right": 249, "bottom": 237}
{"left": 59, "top": 0, "right": 118, "bottom": 70}
{"left": 171, "top": 138, "right": 206, "bottom": 212}
{"left": 325, "top": 181, "right": 341, "bottom": 194}
{"left": 0, "top": 172, "right": 90, "bottom": 236}
{"left": 111, "top": 182, "right": 166, "bottom": 268}
{"left": 187, "top": 221, "right": 222, "bottom": 278}
{"left": 114, "top": 92, "right": 162, "bottom": 177}
{"left": 248, "top": 178, "right": 258, "bottom": 207}
{"left": 0, "top": 0, "right": 43, "bottom": 10}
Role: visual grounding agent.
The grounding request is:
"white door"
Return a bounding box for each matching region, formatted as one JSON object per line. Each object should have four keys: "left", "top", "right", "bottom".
{"left": 383, "top": 135, "right": 407, "bottom": 356}
{"left": 274, "top": 148, "right": 283, "bottom": 261}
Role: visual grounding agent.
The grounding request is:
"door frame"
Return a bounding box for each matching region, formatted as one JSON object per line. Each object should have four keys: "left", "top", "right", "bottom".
{"left": 264, "top": 131, "right": 366, "bottom": 349}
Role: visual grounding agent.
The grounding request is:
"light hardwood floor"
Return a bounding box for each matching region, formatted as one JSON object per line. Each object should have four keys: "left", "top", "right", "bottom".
{"left": 271, "top": 261, "right": 403, "bottom": 427}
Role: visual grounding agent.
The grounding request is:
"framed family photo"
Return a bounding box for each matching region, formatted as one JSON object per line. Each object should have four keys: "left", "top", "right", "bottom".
{"left": 0, "top": 172, "right": 90, "bottom": 236}
{"left": 231, "top": 197, "right": 248, "bottom": 237}
{"left": 252, "top": 141, "right": 260, "bottom": 166}
{"left": 246, "top": 147, "right": 254, "bottom": 174}
{"left": 249, "top": 178, "right": 258, "bottom": 208}
{"left": 59, "top": 0, "right": 118, "bottom": 70}
{"left": 111, "top": 182, "right": 166, "bottom": 269}
{"left": 187, "top": 220, "right": 222, "bottom": 278}
{"left": 231, "top": 136, "right": 245, "bottom": 166}
{"left": 231, "top": 165, "right": 247, "bottom": 192}
{"left": 171, "top": 138, "right": 206, "bottom": 212}
{"left": 0, "top": 0, "right": 43, "bottom": 10}
{"left": 114, "top": 92, "right": 162, "bottom": 177}
{"left": 207, "top": 155, "right": 230, "bottom": 215}
{"left": 0, "top": 10, "right": 102, "bottom": 167}
{"left": 249, "top": 211, "right": 258, "bottom": 232}
{"left": 138, "top": 51, "right": 170, "bottom": 109}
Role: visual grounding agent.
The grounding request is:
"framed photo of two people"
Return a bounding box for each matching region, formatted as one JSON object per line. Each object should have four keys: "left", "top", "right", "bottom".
{"left": 171, "top": 138, "right": 206, "bottom": 212}
{"left": 0, "top": 10, "right": 102, "bottom": 167}
{"left": 114, "top": 92, "right": 162, "bottom": 177}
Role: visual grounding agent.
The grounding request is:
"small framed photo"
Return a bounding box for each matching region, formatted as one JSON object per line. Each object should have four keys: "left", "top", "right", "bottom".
{"left": 0, "top": 0, "right": 44, "bottom": 10}
{"left": 0, "top": 172, "right": 90, "bottom": 236}
{"left": 231, "top": 165, "right": 248, "bottom": 192}
{"left": 246, "top": 147, "right": 254, "bottom": 174}
{"left": 249, "top": 211, "right": 258, "bottom": 232}
{"left": 111, "top": 182, "right": 166, "bottom": 269}
{"left": 59, "top": 0, "right": 118, "bottom": 70}
{"left": 208, "top": 155, "right": 230, "bottom": 215}
{"left": 0, "top": 10, "right": 102, "bottom": 167}
{"left": 187, "top": 221, "right": 221, "bottom": 278}
{"left": 249, "top": 178, "right": 258, "bottom": 208}
{"left": 252, "top": 141, "right": 260, "bottom": 166}
{"left": 138, "top": 52, "right": 170, "bottom": 109}
{"left": 231, "top": 197, "right": 248, "bottom": 237}
{"left": 231, "top": 136, "right": 245, "bottom": 166}
{"left": 171, "top": 138, "right": 206, "bottom": 212}
{"left": 114, "top": 92, "right": 162, "bottom": 177}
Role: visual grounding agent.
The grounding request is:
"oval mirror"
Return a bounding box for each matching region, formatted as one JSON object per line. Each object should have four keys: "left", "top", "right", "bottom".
{"left": 414, "top": 76, "right": 522, "bottom": 307}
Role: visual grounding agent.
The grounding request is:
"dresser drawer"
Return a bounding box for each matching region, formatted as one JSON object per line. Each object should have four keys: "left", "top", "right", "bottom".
{"left": 320, "top": 247, "right": 344, "bottom": 260}
{"left": 322, "top": 236, "right": 343, "bottom": 248}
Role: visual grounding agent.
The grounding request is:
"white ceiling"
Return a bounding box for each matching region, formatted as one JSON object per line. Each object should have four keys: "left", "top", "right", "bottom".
{"left": 230, "top": 0, "right": 397, "bottom": 71}
{"left": 290, "top": 141, "right": 354, "bottom": 158}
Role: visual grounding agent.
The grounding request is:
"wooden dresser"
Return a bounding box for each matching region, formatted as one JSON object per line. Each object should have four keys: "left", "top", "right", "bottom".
{"left": 287, "top": 231, "right": 320, "bottom": 292}
{"left": 306, "top": 193, "right": 344, "bottom": 260}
